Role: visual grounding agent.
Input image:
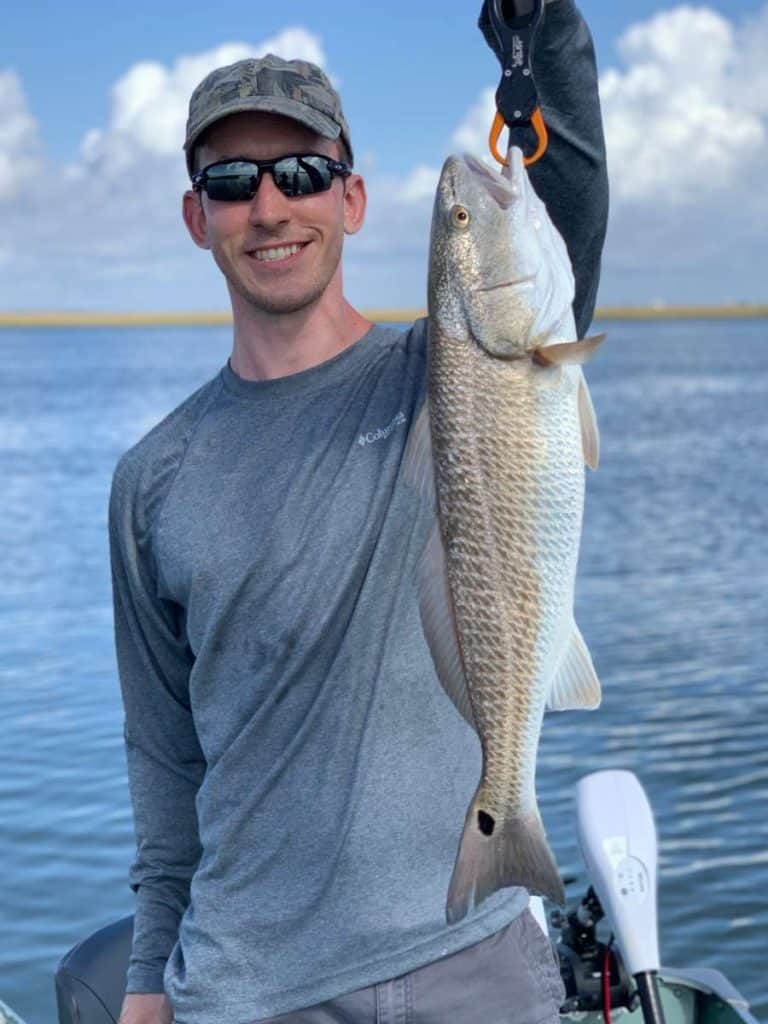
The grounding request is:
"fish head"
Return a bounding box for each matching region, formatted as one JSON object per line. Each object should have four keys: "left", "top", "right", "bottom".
{"left": 428, "top": 148, "right": 576, "bottom": 357}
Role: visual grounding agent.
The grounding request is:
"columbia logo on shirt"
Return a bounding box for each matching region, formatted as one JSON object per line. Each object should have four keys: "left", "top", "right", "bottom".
{"left": 357, "top": 411, "right": 407, "bottom": 447}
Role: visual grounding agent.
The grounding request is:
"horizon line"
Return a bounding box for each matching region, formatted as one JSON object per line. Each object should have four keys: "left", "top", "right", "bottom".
{"left": 0, "top": 304, "right": 767, "bottom": 328}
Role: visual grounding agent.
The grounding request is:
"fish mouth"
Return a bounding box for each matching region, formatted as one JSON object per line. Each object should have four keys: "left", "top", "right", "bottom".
{"left": 460, "top": 153, "right": 519, "bottom": 208}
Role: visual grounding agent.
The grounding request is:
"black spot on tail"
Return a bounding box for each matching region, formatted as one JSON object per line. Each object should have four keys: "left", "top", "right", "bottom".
{"left": 477, "top": 810, "right": 496, "bottom": 836}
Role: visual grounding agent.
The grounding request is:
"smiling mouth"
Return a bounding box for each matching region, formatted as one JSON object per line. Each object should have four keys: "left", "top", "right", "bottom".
{"left": 247, "top": 242, "right": 309, "bottom": 263}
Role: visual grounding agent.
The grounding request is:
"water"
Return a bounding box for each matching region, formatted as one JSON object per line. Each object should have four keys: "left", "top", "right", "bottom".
{"left": 1, "top": 321, "right": 766, "bottom": 1022}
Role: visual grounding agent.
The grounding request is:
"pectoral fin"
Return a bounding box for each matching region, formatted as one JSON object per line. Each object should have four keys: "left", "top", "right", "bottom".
{"left": 533, "top": 332, "right": 607, "bottom": 367}
{"left": 403, "top": 400, "right": 477, "bottom": 731}
{"left": 403, "top": 400, "right": 437, "bottom": 512}
{"left": 417, "top": 522, "right": 478, "bottom": 731}
{"left": 546, "top": 623, "right": 602, "bottom": 711}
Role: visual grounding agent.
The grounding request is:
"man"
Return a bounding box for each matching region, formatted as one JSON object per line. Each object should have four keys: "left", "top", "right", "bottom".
{"left": 112, "top": 4, "right": 607, "bottom": 1023}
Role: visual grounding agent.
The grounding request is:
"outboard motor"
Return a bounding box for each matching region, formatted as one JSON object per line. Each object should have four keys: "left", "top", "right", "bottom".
{"left": 55, "top": 916, "right": 133, "bottom": 1024}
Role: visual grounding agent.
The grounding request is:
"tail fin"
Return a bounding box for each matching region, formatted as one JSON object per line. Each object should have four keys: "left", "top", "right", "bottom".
{"left": 446, "top": 787, "right": 565, "bottom": 924}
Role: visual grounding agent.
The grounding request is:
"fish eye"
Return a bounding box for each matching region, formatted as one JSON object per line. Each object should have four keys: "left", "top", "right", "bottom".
{"left": 451, "top": 205, "right": 471, "bottom": 230}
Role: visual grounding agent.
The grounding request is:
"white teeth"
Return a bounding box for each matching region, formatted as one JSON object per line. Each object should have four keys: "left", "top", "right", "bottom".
{"left": 252, "top": 243, "right": 304, "bottom": 262}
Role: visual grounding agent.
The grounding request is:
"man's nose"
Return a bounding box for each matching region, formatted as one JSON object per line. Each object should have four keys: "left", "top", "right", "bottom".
{"left": 247, "top": 171, "right": 292, "bottom": 226}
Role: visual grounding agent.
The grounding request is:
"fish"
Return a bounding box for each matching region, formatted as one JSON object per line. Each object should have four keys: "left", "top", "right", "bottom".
{"left": 404, "top": 147, "right": 604, "bottom": 924}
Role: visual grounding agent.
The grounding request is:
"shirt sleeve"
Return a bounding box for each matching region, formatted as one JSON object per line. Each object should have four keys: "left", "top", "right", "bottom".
{"left": 479, "top": 0, "right": 609, "bottom": 337}
{"left": 527, "top": 0, "right": 609, "bottom": 337}
{"left": 109, "top": 451, "right": 206, "bottom": 993}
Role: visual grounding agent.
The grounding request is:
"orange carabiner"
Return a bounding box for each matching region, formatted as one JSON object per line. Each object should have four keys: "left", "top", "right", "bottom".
{"left": 525, "top": 107, "right": 549, "bottom": 166}
{"left": 489, "top": 106, "right": 549, "bottom": 168}
{"left": 489, "top": 110, "right": 508, "bottom": 166}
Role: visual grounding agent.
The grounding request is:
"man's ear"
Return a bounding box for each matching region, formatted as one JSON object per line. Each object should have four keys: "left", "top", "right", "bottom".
{"left": 342, "top": 174, "right": 366, "bottom": 236}
{"left": 182, "top": 190, "right": 211, "bottom": 250}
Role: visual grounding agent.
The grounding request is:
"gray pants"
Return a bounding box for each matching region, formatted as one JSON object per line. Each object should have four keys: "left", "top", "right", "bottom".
{"left": 254, "top": 909, "right": 566, "bottom": 1023}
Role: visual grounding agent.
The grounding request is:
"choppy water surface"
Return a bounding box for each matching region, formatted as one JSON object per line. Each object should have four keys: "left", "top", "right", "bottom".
{"left": 1, "top": 321, "right": 766, "bottom": 1022}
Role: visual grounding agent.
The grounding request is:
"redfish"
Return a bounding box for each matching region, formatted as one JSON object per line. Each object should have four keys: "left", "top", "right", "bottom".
{"left": 405, "top": 149, "right": 603, "bottom": 923}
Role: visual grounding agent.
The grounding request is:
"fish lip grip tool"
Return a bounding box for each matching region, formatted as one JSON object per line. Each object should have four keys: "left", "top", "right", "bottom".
{"left": 485, "top": 0, "right": 549, "bottom": 167}
{"left": 576, "top": 769, "right": 668, "bottom": 1024}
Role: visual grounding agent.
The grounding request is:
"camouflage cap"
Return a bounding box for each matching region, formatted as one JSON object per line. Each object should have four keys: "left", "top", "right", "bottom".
{"left": 183, "top": 54, "right": 353, "bottom": 177}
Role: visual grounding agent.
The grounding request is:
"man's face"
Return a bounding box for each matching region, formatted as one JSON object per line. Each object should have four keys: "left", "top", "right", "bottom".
{"left": 183, "top": 111, "right": 365, "bottom": 317}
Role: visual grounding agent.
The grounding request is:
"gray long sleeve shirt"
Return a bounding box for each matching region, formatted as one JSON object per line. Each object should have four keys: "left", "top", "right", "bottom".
{"left": 110, "top": 322, "right": 533, "bottom": 1023}
{"left": 109, "top": 4, "right": 607, "bottom": 1021}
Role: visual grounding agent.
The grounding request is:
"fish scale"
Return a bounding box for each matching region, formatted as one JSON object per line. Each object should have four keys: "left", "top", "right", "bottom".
{"left": 431, "top": 335, "right": 582, "bottom": 818}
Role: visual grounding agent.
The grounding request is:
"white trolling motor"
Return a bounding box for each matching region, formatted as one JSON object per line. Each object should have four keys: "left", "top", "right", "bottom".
{"left": 575, "top": 769, "right": 666, "bottom": 1024}
{"left": 529, "top": 768, "right": 759, "bottom": 1024}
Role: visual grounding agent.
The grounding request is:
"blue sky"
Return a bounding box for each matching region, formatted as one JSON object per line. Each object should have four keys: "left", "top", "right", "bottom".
{"left": 2, "top": 0, "right": 767, "bottom": 310}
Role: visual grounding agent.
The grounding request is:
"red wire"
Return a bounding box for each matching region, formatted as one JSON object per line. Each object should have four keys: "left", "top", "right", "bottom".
{"left": 603, "top": 945, "right": 613, "bottom": 1024}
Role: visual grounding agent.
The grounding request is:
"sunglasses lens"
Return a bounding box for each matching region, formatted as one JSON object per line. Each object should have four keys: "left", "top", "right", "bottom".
{"left": 273, "top": 156, "right": 333, "bottom": 196}
{"left": 199, "top": 156, "right": 341, "bottom": 200}
{"left": 204, "top": 161, "right": 258, "bottom": 201}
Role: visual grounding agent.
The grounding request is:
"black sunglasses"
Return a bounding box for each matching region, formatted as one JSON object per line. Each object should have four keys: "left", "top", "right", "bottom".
{"left": 191, "top": 153, "right": 352, "bottom": 201}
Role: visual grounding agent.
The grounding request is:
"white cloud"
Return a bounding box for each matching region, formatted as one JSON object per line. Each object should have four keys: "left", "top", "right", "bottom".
{"left": 595, "top": 4, "right": 768, "bottom": 303}
{"left": 0, "top": 70, "right": 45, "bottom": 201}
{"left": 600, "top": 5, "right": 768, "bottom": 204}
{"left": 76, "top": 30, "right": 329, "bottom": 179}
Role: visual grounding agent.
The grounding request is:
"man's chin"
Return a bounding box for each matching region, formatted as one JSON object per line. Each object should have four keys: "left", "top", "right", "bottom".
{"left": 233, "top": 284, "right": 325, "bottom": 317}
{"left": 228, "top": 271, "right": 338, "bottom": 317}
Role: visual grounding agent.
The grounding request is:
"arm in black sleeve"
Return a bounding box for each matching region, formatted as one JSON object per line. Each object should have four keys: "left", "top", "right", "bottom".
{"left": 480, "top": 0, "right": 609, "bottom": 336}
{"left": 109, "top": 452, "right": 205, "bottom": 993}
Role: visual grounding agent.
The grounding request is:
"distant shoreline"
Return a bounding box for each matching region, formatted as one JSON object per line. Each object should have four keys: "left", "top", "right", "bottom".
{"left": 0, "top": 305, "right": 766, "bottom": 328}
